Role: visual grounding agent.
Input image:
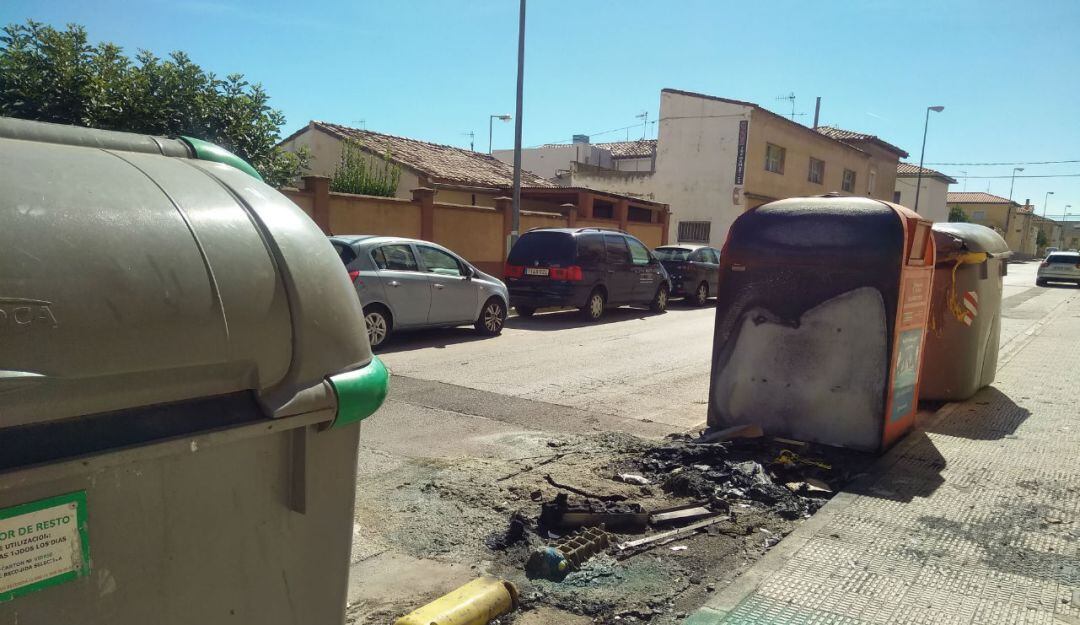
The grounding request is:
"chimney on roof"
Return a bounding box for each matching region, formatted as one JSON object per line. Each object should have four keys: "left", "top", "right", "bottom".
{"left": 572, "top": 134, "right": 589, "bottom": 145}
{"left": 813, "top": 97, "right": 821, "bottom": 129}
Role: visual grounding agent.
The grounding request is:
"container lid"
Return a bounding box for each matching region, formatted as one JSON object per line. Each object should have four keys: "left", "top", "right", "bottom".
{"left": 932, "top": 222, "right": 1011, "bottom": 257}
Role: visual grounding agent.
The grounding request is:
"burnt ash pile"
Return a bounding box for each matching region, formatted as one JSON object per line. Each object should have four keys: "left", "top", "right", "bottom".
{"left": 633, "top": 436, "right": 858, "bottom": 520}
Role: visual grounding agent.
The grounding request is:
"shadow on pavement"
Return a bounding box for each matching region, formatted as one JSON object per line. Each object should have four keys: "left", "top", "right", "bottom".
{"left": 375, "top": 327, "right": 493, "bottom": 354}
{"left": 845, "top": 387, "right": 1031, "bottom": 503}
{"left": 923, "top": 386, "right": 1031, "bottom": 440}
{"left": 506, "top": 306, "right": 658, "bottom": 331}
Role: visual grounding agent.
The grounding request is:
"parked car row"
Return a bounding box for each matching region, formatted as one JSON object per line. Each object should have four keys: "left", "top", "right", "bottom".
{"left": 330, "top": 228, "right": 722, "bottom": 349}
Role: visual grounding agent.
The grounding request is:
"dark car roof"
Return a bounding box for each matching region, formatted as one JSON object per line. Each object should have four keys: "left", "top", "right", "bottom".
{"left": 656, "top": 244, "right": 712, "bottom": 251}
{"left": 523, "top": 227, "right": 628, "bottom": 236}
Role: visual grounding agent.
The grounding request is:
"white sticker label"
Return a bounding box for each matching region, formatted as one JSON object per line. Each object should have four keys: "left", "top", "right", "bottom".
{"left": 0, "top": 493, "right": 88, "bottom": 601}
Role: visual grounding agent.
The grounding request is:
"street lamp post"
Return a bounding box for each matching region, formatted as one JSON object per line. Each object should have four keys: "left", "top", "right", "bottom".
{"left": 1061, "top": 205, "right": 1072, "bottom": 247}
{"left": 1008, "top": 167, "right": 1024, "bottom": 202}
{"left": 488, "top": 114, "right": 511, "bottom": 154}
{"left": 1043, "top": 191, "right": 1054, "bottom": 219}
{"left": 913, "top": 105, "right": 945, "bottom": 213}
{"left": 510, "top": 0, "right": 526, "bottom": 250}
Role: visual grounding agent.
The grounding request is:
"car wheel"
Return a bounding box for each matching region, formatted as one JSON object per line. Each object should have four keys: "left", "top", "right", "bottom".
{"left": 476, "top": 297, "right": 507, "bottom": 336}
{"left": 651, "top": 284, "right": 670, "bottom": 313}
{"left": 515, "top": 306, "right": 536, "bottom": 318}
{"left": 1036, "top": 278, "right": 1047, "bottom": 287}
{"left": 363, "top": 305, "right": 391, "bottom": 349}
{"left": 581, "top": 289, "right": 606, "bottom": 322}
{"left": 693, "top": 281, "right": 709, "bottom": 306}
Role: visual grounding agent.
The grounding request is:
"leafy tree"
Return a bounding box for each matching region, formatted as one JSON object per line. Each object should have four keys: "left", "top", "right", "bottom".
{"left": 948, "top": 206, "right": 969, "bottom": 223}
{"left": 1036, "top": 229, "right": 1048, "bottom": 248}
{"left": 330, "top": 139, "right": 402, "bottom": 197}
{"left": 0, "top": 20, "right": 305, "bottom": 186}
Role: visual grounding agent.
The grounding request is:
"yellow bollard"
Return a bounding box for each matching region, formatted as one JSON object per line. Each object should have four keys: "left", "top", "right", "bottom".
{"left": 393, "top": 577, "right": 519, "bottom": 625}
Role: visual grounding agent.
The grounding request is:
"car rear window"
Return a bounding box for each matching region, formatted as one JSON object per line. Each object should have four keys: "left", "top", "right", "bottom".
{"left": 332, "top": 242, "right": 357, "bottom": 265}
{"left": 654, "top": 247, "right": 691, "bottom": 261}
{"left": 1047, "top": 254, "right": 1079, "bottom": 265}
{"left": 508, "top": 231, "right": 576, "bottom": 265}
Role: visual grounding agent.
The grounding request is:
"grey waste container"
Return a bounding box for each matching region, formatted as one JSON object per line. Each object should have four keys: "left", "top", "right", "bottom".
{"left": 920, "top": 222, "right": 1011, "bottom": 401}
{"left": 0, "top": 118, "right": 388, "bottom": 624}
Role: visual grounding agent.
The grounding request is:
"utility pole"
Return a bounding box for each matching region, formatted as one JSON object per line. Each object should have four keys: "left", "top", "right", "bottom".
{"left": 914, "top": 105, "right": 945, "bottom": 213}
{"left": 510, "top": 0, "right": 526, "bottom": 249}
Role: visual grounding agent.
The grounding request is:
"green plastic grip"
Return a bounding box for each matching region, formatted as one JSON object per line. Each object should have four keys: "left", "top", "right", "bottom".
{"left": 326, "top": 356, "right": 389, "bottom": 428}
{"left": 180, "top": 136, "right": 264, "bottom": 181}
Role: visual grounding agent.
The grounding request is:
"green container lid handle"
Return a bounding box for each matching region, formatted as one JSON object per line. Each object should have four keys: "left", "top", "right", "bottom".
{"left": 326, "top": 356, "right": 389, "bottom": 429}
{"left": 180, "top": 136, "right": 263, "bottom": 181}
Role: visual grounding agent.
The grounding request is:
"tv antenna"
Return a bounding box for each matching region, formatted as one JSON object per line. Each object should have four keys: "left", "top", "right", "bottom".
{"left": 775, "top": 92, "right": 806, "bottom": 121}
{"left": 635, "top": 111, "right": 649, "bottom": 139}
{"left": 352, "top": 119, "right": 366, "bottom": 130}
{"left": 463, "top": 131, "right": 476, "bottom": 151}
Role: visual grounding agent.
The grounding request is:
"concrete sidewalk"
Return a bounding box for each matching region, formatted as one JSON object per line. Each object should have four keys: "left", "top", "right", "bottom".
{"left": 687, "top": 290, "right": 1080, "bottom": 625}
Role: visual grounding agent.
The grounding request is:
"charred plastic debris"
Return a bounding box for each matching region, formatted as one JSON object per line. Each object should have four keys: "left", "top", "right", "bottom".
{"left": 490, "top": 428, "right": 872, "bottom": 586}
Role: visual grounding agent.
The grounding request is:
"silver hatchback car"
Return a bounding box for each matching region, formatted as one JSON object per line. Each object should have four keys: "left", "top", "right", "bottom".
{"left": 329, "top": 235, "right": 510, "bottom": 348}
{"left": 1037, "top": 251, "right": 1080, "bottom": 287}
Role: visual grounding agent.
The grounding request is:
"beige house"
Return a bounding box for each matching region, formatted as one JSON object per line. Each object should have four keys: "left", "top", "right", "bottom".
{"left": 1031, "top": 214, "right": 1062, "bottom": 255}
{"left": 893, "top": 163, "right": 957, "bottom": 222}
{"left": 947, "top": 192, "right": 1038, "bottom": 256}
{"left": 278, "top": 121, "right": 556, "bottom": 207}
{"left": 499, "top": 88, "right": 907, "bottom": 246}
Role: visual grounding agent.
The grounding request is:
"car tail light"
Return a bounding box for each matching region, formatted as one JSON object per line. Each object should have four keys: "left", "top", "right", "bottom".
{"left": 504, "top": 263, "right": 524, "bottom": 278}
{"left": 348, "top": 270, "right": 362, "bottom": 284}
{"left": 549, "top": 265, "right": 583, "bottom": 281}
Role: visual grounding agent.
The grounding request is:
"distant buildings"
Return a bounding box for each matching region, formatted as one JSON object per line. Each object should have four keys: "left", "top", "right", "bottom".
{"left": 893, "top": 163, "right": 957, "bottom": 223}
{"left": 495, "top": 88, "right": 907, "bottom": 246}
{"left": 946, "top": 192, "right": 1040, "bottom": 256}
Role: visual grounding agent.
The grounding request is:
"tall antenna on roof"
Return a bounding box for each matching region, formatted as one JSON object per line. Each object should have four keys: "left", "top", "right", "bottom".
{"left": 775, "top": 92, "right": 806, "bottom": 122}
{"left": 635, "top": 111, "right": 649, "bottom": 139}
{"left": 463, "top": 131, "right": 476, "bottom": 151}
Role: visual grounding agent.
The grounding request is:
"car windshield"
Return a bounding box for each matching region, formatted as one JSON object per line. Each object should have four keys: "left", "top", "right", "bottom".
{"left": 1047, "top": 254, "right": 1079, "bottom": 264}
{"left": 508, "top": 232, "right": 576, "bottom": 265}
{"left": 654, "top": 247, "right": 691, "bottom": 261}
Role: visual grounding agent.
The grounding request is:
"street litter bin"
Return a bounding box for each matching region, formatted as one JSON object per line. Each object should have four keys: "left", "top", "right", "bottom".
{"left": 919, "top": 223, "right": 1010, "bottom": 401}
{"left": 707, "top": 196, "right": 935, "bottom": 453}
{"left": 0, "top": 118, "right": 388, "bottom": 624}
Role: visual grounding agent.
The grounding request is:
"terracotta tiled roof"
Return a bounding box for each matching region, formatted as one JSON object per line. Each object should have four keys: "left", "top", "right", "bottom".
{"left": 946, "top": 192, "right": 1016, "bottom": 205}
{"left": 309, "top": 122, "right": 556, "bottom": 189}
{"left": 595, "top": 139, "right": 657, "bottom": 159}
{"left": 896, "top": 162, "right": 958, "bottom": 183}
{"left": 815, "top": 126, "right": 909, "bottom": 158}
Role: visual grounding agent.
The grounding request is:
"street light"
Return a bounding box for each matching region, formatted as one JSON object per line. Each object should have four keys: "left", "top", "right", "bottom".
{"left": 510, "top": 0, "right": 526, "bottom": 249}
{"left": 1008, "top": 167, "right": 1024, "bottom": 202}
{"left": 488, "top": 114, "right": 511, "bottom": 154}
{"left": 1043, "top": 191, "right": 1055, "bottom": 219}
{"left": 913, "top": 105, "right": 945, "bottom": 213}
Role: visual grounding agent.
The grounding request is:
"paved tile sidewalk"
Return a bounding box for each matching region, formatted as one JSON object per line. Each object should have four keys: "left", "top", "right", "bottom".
{"left": 688, "top": 293, "right": 1080, "bottom": 625}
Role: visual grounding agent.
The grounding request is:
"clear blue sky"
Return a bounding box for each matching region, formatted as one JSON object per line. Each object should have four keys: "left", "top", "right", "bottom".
{"left": 3, "top": 0, "right": 1078, "bottom": 215}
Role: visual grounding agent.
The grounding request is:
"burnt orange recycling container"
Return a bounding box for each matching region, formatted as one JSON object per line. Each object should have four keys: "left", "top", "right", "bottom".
{"left": 707, "top": 197, "right": 935, "bottom": 453}
{"left": 920, "top": 223, "right": 1011, "bottom": 401}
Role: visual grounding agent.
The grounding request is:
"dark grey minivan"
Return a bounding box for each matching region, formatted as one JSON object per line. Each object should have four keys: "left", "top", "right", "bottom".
{"left": 505, "top": 228, "right": 670, "bottom": 321}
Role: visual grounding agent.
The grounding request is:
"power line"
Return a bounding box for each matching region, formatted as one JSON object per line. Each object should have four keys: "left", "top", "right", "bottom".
{"left": 937, "top": 160, "right": 1080, "bottom": 166}
{"left": 950, "top": 173, "right": 1080, "bottom": 179}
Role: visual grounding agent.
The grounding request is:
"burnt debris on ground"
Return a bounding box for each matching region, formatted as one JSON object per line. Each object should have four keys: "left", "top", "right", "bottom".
{"left": 350, "top": 429, "right": 873, "bottom": 625}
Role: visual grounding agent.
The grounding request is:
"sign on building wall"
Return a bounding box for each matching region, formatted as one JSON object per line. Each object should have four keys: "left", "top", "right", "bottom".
{"left": 734, "top": 120, "right": 748, "bottom": 185}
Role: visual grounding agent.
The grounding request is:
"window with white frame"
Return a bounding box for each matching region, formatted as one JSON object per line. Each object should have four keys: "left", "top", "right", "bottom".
{"left": 808, "top": 157, "right": 825, "bottom": 184}
{"left": 868, "top": 169, "right": 877, "bottom": 194}
{"left": 678, "top": 221, "right": 711, "bottom": 243}
{"left": 765, "top": 143, "right": 785, "bottom": 174}
{"left": 842, "top": 169, "right": 857, "bottom": 193}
